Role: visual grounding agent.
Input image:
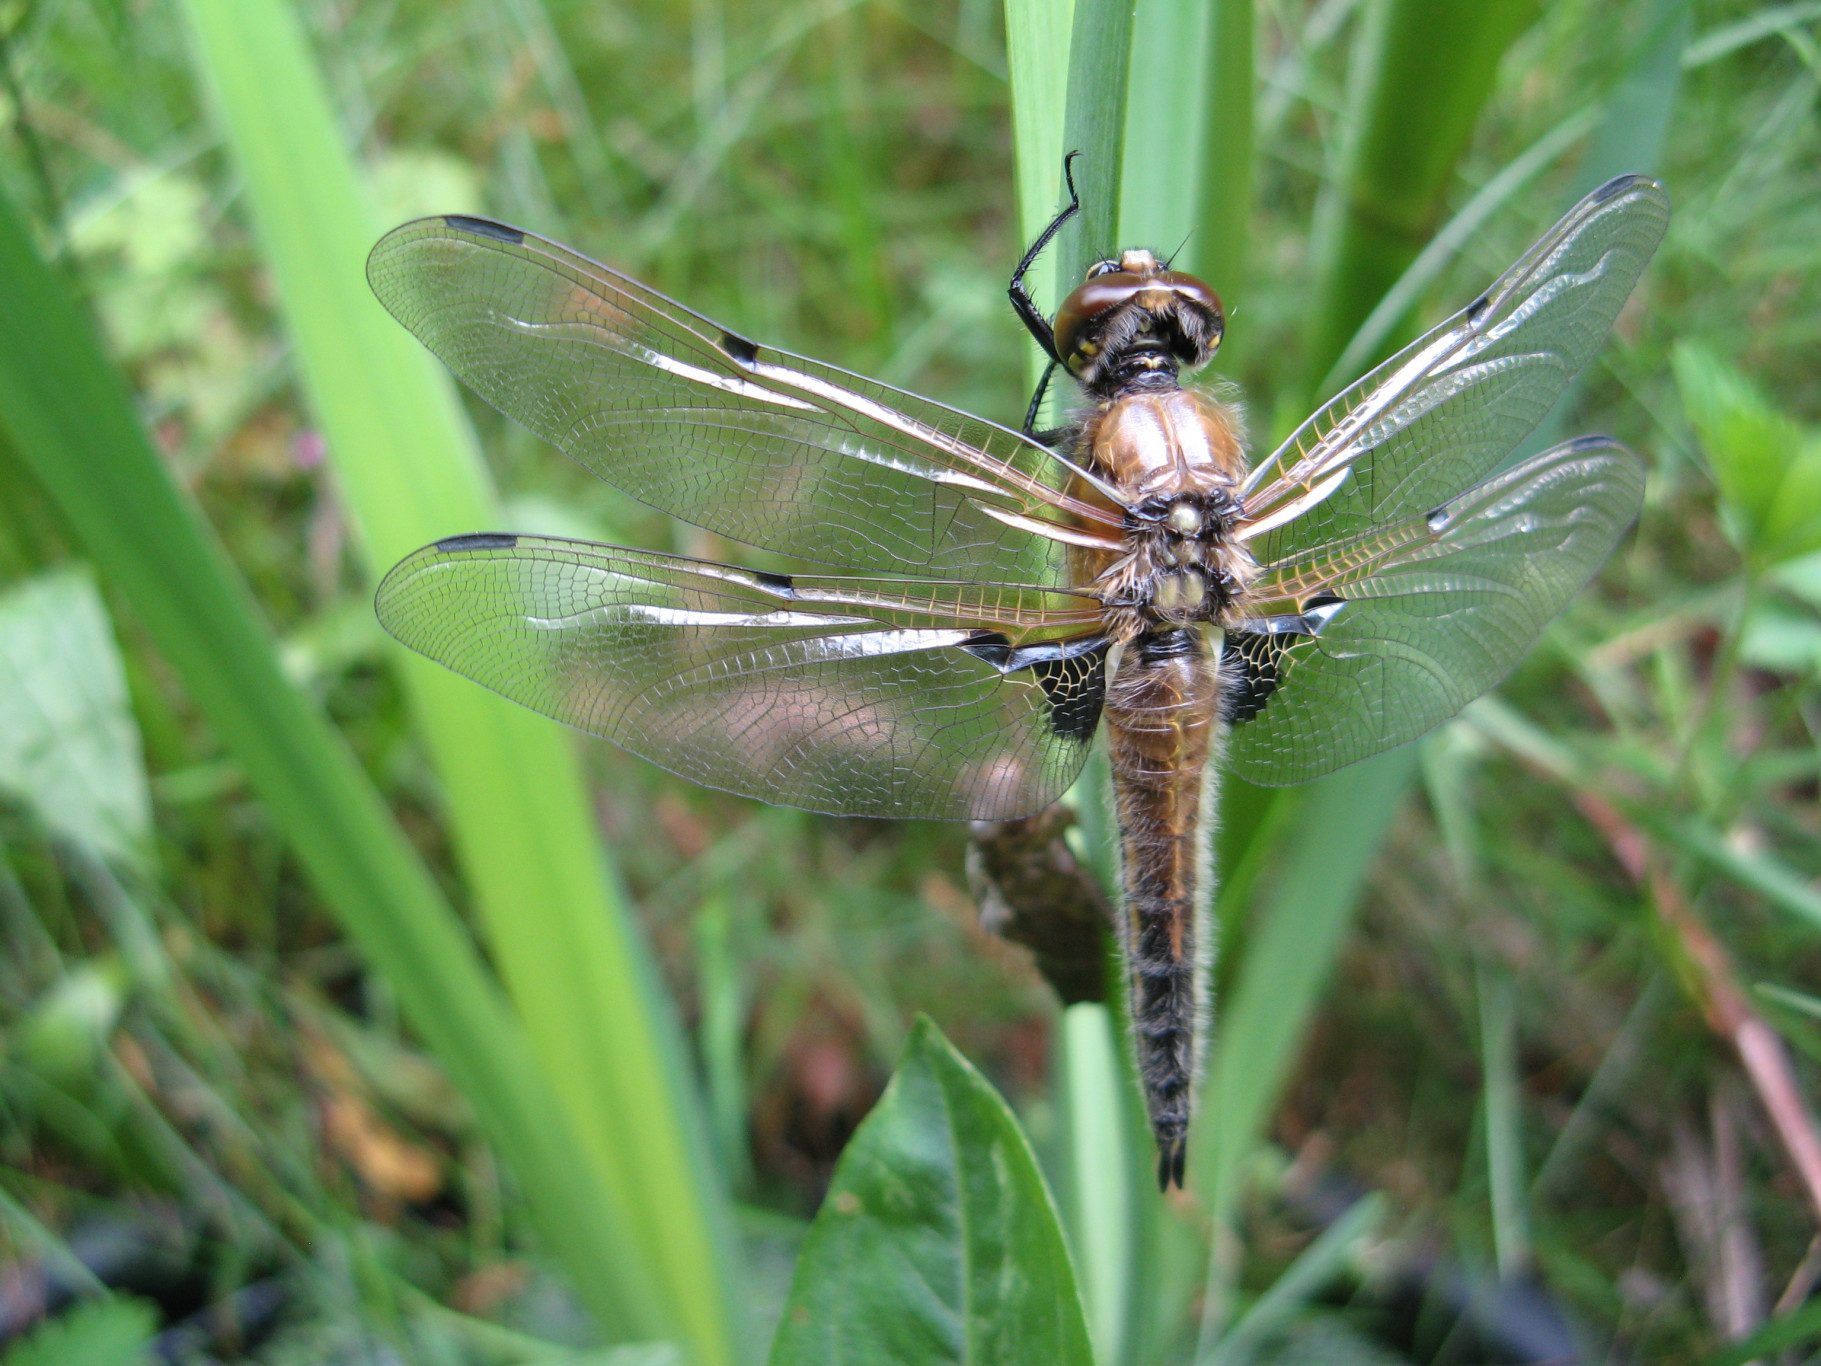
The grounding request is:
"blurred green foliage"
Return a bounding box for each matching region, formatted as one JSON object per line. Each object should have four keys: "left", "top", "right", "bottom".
{"left": 0, "top": 0, "right": 1816, "bottom": 1362}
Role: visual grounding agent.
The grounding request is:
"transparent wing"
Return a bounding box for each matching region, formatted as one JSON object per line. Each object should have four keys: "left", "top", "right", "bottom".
{"left": 367, "top": 217, "right": 1123, "bottom": 584}
{"left": 1238, "top": 175, "right": 1668, "bottom": 565}
{"left": 375, "top": 533, "right": 1110, "bottom": 819}
{"left": 1224, "top": 437, "right": 1645, "bottom": 786}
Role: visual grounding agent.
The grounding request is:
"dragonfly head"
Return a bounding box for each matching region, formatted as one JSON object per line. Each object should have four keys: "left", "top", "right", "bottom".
{"left": 1053, "top": 250, "right": 1224, "bottom": 394}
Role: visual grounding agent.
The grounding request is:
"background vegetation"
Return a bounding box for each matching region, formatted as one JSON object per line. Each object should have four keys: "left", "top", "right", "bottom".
{"left": 0, "top": 0, "right": 1817, "bottom": 1362}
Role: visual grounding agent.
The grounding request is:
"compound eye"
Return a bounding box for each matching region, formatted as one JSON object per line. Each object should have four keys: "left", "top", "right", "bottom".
{"left": 1158, "top": 272, "right": 1225, "bottom": 334}
{"left": 1052, "top": 270, "right": 1145, "bottom": 375}
{"left": 1085, "top": 259, "right": 1122, "bottom": 280}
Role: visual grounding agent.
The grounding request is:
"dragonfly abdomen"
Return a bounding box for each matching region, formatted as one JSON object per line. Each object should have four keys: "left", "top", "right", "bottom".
{"left": 1104, "top": 627, "right": 1222, "bottom": 1190}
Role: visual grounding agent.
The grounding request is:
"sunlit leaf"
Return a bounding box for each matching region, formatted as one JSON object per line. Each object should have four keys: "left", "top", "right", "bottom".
{"left": 0, "top": 1296, "right": 156, "bottom": 1366}
{"left": 768, "top": 1016, "right": 1093, "bottom": 1366}
{"left": 1674, "top": 341, "right": 1821, "bottom": 567}
{"left": 0, "top": 568, "right": 150, "bottom": 871}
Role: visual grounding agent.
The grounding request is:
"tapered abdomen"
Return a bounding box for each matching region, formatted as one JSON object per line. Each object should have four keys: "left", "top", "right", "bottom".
{"left": 1103, "top": 628, "right": 1222, "bottom": 1190}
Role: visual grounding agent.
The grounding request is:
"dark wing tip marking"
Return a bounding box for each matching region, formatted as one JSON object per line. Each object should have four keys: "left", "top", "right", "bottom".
{"left": 443, "top": 215, "right": 525, "bottom": 244}
{"left": 435, "top": 532, "right": 519, "bottom": 553}
{"left": 1560, "top": 432, "right": 1620, "bottom": 455}
{"left": 750, "top": 570, "right": 795, "bottom": 597}
{"left": 1590, "top": 172, "right": 1646, "bottom": 203}
{"left": 719, "top": 330, "right": 760, "bottom": 365}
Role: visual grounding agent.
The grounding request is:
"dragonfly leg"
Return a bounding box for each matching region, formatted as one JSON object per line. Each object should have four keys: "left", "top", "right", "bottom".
{"left": 1022, "top": 357, "right": 1059, "bottom": 435}
{"left": 1008, "top": 150, "right": 1081, "bottom": 362}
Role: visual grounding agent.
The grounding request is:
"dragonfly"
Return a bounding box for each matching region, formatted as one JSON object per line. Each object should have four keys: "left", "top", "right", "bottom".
{"left": 368, "top": 167, "right": 1668, "bottom": 1191}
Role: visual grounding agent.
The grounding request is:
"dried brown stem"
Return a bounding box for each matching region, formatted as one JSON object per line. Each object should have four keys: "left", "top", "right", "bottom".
{"left": 1576, "top": 792, "right": 1821, "bottom": 1227}
{"left": 967, "top": 805, "right": 1112, "bottom": 1006}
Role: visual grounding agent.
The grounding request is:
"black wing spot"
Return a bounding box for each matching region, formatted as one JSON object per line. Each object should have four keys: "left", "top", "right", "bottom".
{"left": 720, "top": 330, "right": 760, "bottom": 365}
{"left": 445, "top": 216, "right": 524, "bottom": 244}
{"left": 960, "top": 633, "right": 1108, "bottom": 741}
{"left": 436, "top": 532, "right": 518, "bottom": 553}
{"left": 1224, "top": 630, "right": 1289, "bottom": 724}
{"left": 1224, "top": 598, "right": 1348, "bottom": 723}
{"left": 750, "top": 570, "right": 795, "bottom": 597}
{"left": 1029, "top": 645, "right": 1108, "bottom": 741}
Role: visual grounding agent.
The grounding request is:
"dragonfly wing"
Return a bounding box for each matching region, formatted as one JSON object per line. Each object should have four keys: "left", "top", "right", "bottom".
{"left": 1225, "top": 437, "right": 1645, "bottom": 786}
{"left": 367, "top": 217, "right": 1119, "bottom": 584}
{"left": 1240, "top": 175, "right": 1668, "bottom": 566}
{"left": 376, "top": 534, "right": 1109, "bottom": 820}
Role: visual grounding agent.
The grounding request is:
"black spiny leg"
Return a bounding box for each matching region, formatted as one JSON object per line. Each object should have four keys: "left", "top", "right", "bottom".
{"left": 1009, "top": 150, "right": 1081, "bottom": 364}
{"left": 1022, "top": 357, "right": 1058, "bottom": 436}
{"left": 1011, "top": 152, "right": 1081, "bottom": 436}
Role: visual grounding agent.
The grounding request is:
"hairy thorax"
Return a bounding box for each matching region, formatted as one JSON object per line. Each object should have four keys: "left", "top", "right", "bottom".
{"left": 1067, "top": 387, "right": 1260, "bottom": 641}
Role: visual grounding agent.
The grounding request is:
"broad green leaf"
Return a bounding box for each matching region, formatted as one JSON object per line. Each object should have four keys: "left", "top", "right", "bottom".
{"left": 768, "top": 1017, "right": 1093, "bottom": 1366}
{"left": 1741, "top": 598, "right": 1821, "bottom": 674}
{"left": 17, "top": 961, "right": 126, "bottom": 1083}
{"left": 0, "top": 1296, "right": 156, "bottom": 1366}
{"left": 0, "top": 568, "right": 150, "bottom": 871}
{"left": 1674, "top": 341, "right": 1821, "bottom": 567}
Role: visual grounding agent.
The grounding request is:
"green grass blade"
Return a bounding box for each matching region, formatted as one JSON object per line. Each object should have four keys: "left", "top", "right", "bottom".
{"left": 1318, "top": 103, "right": 1600, "bottom": 396}
{"left": 1199, "top": 1194, "right": 1387, "bottom": 1366}
{"left": 1006, "top": 0, "right": 1074, "bottom": 389}
{"left": 1478, "top": 967, "right": 1530, "bottom": 1280}
{"left": 1194, "top": 0, "right": 1255, "bottom": 371}
{"left": 0, "top": 180, "right": 668, "bottom": 1341}
{"left": 175, "top": 3, "right": 741, "bottom": 1360}
{"left": 1192, "top": 750, "right": 1417, "bottom": 1222}
{"left": 1058, "top": 0, "right": 1138, "bottom": 284}
{"left": 1057, "top": 1004, "right": 1136, "bottom": 1364}
{"left": 1009, "top": 9, "right": 1165, "bottom": 1356}
{"left": 1702, "top": 1294, "right": 1821, "bottom": 1366}
{"left": 1301, "top": 0, "right": 1540, "bottom": 396}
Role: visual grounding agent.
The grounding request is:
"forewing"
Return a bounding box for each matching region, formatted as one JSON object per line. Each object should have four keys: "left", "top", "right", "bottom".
{"left": 375, "top": 534, "right": 1109, "bottom": 820}
{"left": 1225, "top": 438, "right": 1645, "bottom": 786}
{"left": 367, "top": 217, "right": 1118, "bottom": 584}
{"left": 1239, "top": 176, "right": 1667, "bottom": 564}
